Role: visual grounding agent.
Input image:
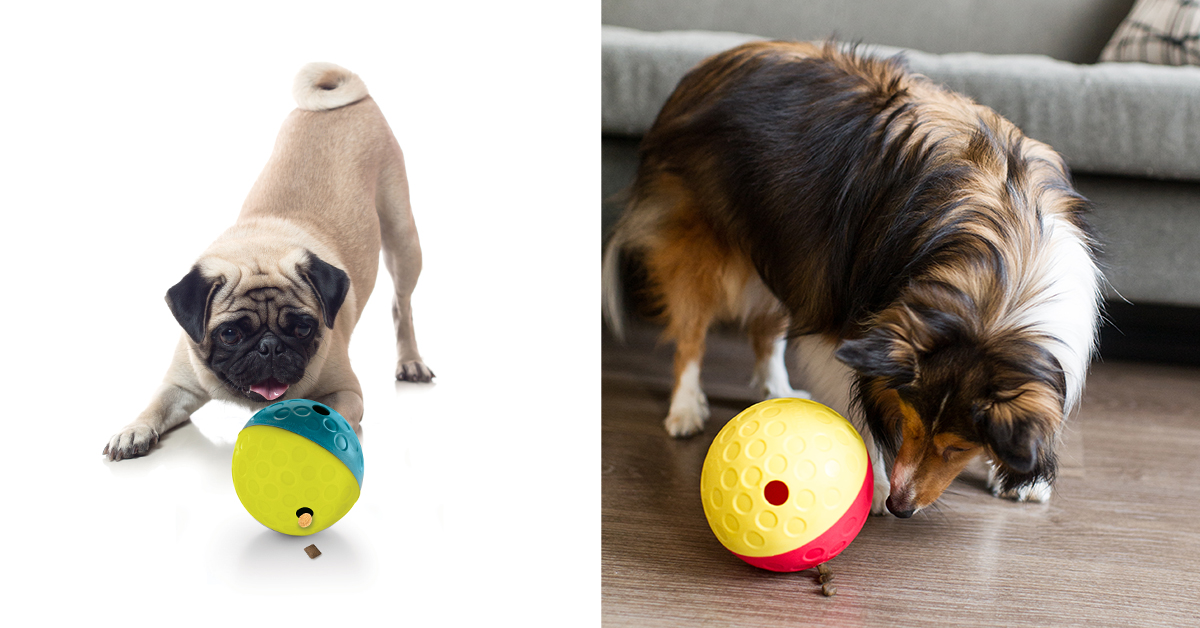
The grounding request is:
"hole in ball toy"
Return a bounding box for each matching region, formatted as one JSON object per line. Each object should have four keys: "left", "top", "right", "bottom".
{"left": 312, "top": 405, "right": 331, "bottom": 416}
{"left": 764, "top": 480, "right": 789, "bottom": 506}
{"left": 297, "top": 507, "right": 314, "bottom": 517}
{"left": 296, "top": 507, "right": 314, "bottom": 528}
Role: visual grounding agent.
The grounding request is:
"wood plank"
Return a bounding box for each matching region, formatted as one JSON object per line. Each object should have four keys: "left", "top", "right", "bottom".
{"left": 603, "top": 320, "right": 1200, "bottom": 627}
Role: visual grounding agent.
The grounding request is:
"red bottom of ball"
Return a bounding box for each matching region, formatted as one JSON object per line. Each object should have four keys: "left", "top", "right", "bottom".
{"left": 731, "top": 465, "right": 874, "bottom": 572}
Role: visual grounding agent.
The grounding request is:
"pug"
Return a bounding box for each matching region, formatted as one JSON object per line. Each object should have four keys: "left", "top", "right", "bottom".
{"left": 104, "top": 62, "right": 433, "bottom": 461}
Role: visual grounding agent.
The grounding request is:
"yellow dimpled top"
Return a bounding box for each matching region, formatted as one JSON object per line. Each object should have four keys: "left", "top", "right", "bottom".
{"left": 701, "top": 398, "right": 869, "bottom": 557}
{"left": 232, "top": 425, "right": 360, "bottom": 536}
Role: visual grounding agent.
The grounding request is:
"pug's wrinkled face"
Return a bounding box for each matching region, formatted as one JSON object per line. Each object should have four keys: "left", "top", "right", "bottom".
{"left": 166, "top": 251, "right": 349, "bottom": 403}
{"left": 207, "top": 297, "right": 322, "bottom": 401}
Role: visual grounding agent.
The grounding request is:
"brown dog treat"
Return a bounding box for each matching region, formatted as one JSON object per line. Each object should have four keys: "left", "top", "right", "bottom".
{"left": 817, "top": 563, "right": 831, "bottom": 576}
{"left": 304, "top": 544, "right": 321, "bottom": 559}
{"left": 819, "top": 573, "right": 834, "bottom": 584}
{"left": 822, "top": 583, "right": 837, "bottom": 597}
{"left": 298, "top": 513, "right": 313, "bottom": 528}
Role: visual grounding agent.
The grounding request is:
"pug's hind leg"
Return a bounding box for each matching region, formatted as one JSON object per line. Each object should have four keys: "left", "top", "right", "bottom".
{"left": 376, "top": 148, "right": 433, "bottom": 383}
{"left": 104, "top": 382, "right": 209, "bottom": 461}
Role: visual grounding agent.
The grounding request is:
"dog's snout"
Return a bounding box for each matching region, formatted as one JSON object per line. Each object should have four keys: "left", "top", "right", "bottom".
{"left": 886, "top": 495, "right": 915, "bottom": 518}
{"left": 257, "top": 335, "right": 285, "bottom": 356}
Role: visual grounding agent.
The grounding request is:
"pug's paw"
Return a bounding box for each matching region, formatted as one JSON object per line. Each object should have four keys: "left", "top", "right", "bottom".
{"left": 103, "top": 424, "right": 160, "bottom": 461}
{"left": 396, "top": 359, "right": 435, "bottom": 383}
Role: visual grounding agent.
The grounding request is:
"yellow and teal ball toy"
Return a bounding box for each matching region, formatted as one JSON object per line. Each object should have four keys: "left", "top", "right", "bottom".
{"left": 231, "top": 399, "right": 364, "bottom": 535}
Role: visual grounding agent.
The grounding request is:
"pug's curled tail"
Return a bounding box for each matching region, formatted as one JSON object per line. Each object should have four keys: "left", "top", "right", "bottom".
{"left": 293, "top": 62, "right": 369, "bottom": 111}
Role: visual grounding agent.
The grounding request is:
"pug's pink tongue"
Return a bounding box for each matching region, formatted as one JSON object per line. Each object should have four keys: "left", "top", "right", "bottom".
{"left": 250, "top": 379, "right": 289, "bottom": 400}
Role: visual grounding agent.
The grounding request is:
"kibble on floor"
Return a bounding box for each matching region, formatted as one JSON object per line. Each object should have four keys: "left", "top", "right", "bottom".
{"left": 816, "top": 563, "right": 835, "bottom": 595}
{"left": 304, "top": 544, "right": 321, "bottom": 559}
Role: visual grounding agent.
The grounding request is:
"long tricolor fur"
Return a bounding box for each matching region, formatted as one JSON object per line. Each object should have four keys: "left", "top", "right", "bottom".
{"left": 603, "top": 41, "right": 1102, "bottom": 517}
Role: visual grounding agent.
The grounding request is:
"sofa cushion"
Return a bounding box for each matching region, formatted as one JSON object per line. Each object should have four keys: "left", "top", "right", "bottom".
{"left": 602, "top": 25, "right": 1200, "bottom": 181}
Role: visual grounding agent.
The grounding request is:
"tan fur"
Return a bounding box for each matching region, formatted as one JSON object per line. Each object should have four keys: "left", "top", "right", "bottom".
{"left": 292, "top": 62, "right": 369, "bottom": 112}
{"left": 104, "top": 63, "right": 430, "bottom": 461}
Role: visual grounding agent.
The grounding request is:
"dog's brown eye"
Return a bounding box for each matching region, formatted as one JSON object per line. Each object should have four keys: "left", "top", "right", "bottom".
{"left": 942, "top": 445, "right": 969, "bottom": 462}
{"left": 220, "top": 327, "right": 241, "bottom": 345}
{"left": 295, "top": 323, "right": 312, "bottom": 339}
{"left": 940, "top": 446, "right": 969, "bottom": 461}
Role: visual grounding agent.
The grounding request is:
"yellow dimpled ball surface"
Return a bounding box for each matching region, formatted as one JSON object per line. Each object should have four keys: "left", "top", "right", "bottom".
{"left": 232, "top": 425, "right": 360, "bottom": 536}
{"left": 701, "top": 398, "right": 869, "bottom": 557}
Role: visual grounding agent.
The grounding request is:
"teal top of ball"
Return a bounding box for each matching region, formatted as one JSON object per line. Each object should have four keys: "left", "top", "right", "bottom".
{"left": 244, "top": 399, "right": 364, "bottom": 487}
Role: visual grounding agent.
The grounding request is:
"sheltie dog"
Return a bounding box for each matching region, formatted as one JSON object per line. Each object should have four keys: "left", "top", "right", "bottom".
{"left": 602, "top": 41, "right": 1102, "bottom": 517}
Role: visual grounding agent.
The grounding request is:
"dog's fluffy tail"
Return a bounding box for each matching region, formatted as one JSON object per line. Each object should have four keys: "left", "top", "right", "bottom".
{"left": 602, "top": 231, "right": 628, "bottom": 341}
{"left": 293, "top": 62, "right": 369, "bottom": 111}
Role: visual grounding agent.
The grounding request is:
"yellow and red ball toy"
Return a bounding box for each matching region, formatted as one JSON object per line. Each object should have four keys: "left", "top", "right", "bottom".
{"left": 701, "top": 398, "right": 872, "bottom": 571}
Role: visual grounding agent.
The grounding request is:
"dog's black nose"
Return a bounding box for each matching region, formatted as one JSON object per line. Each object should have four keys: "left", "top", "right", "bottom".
{"left": 257, "top": 335, "right": 285, "bottom": 356}
{"left": 886, "top": 495, "right": 915, "bottom": 518}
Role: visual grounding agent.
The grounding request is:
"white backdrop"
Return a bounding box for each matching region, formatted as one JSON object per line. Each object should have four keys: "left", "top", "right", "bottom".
{"left": 0, "top": 2, "right": 598, "bottom": 624}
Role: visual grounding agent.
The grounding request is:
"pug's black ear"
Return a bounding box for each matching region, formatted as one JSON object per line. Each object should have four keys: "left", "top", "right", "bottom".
{"left": 835, "top": 328, "right": 916, "bottom": 388}
{"left": 166, "top": 265, "right": 222, "bottom": 343}
{"left": 303, "top": 254, "right": 350, "bottom": 328}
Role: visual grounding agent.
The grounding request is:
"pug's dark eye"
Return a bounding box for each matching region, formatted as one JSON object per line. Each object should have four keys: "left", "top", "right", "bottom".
{"left": 294, "top": 323, "right": 312, "bottom": 339}
{"left": 219, "top": 327, "right": 241, "bottom": 345}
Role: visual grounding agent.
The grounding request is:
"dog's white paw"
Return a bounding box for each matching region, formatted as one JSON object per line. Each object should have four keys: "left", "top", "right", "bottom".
{"left": 396, "top": 359, "right": 435, "bottom": 383}
{"left": 751, "top": 337, "right": 810, "bottom": 400}
{"left": 987, "top": 465, "right": 1053, "bottom": 503}
{"left": 754, "top": 380, "right": 812, "bottom": 401}
{"left": 664, "top": 396, "right": 710, "bottom": 438}
{"left": 871, "top": 481, "right": 890, "bottom": 515}
{"left": 992, "top": 479, "right": 1053, "bottom": 503}
{"left": 873, "top": 487, "right": 892, "bottom": 516}
{"left": 665, "top": 360, "right": 709, "bottom": 437}
{"left": 103, "top": 424, "right": 159, "bottom": 461}
{"left": 870, "top": 459, "right": 891, "bottom": 515}
{"left": 863, "top": 435, "right": 891, "bottom": 515}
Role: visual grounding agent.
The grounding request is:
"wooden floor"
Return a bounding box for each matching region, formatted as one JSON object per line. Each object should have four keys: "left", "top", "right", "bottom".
{"left": 602, "top": 321, "right": 1200, "bottom": 627}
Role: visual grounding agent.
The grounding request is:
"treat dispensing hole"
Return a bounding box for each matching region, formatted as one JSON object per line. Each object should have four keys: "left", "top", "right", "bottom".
{"left": 297, "top": 507, "right": 315, "bottom": 528}
{"left": 764, "top": 480, "right": 789, "bottom": 506}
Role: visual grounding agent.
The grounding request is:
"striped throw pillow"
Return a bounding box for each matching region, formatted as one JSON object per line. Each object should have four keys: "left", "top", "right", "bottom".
{"left": 1100, "top": 0, "right": 1200, "bottom": 65}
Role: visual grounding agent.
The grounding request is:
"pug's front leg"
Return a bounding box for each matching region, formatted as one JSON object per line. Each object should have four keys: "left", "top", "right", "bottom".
{"left": 104, "top": 382, "right": 209, "bottom": 461}
{"left": 313, "top": 390, "right": 364, "bottom": 435}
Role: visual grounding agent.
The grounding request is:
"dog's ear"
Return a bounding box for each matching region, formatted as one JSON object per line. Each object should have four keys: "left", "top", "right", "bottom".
{"left": 302, "top": 253, "right": 350, "bottom": 329}
{"left": 166, "top": 265, "right": 222, "bottom": 343}
{"left": 981, "top": 346, "right": 1065, "bottom": 478}
{"left": 984, "top": 409, "right": 1058, "bottom": 493}
{"left": 983, "top": 413, "right": 1043, "bottom": 474}
{"left": 835, "top": 327, "right": 916, "bottom": 388}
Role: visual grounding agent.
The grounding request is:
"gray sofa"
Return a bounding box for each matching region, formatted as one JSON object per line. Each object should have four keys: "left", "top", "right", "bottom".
{"left": 601, "top": 0, "right": 1200, "bottom": 341}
